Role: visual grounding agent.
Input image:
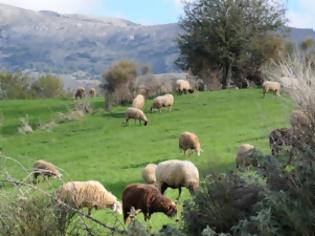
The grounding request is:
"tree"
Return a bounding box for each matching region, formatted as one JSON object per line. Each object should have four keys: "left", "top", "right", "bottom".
{"left": 102, "top": 61, "right": 137, "bottom": 111}
{"left": 300, "top": 38, "right": 315, "bottom": 52}
{"left": 31, "top": 75, "right": 64, "bottom": 98}
{"left": 176, "top": 0, "right": 286, "bottom": 88}
{"left": 0, "top": 72, "right": 32, "bottom": 99}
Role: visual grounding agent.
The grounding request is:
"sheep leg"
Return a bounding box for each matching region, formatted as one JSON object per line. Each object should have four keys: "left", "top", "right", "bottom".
{"left": 177, "top": 187, "right": 182, "bottom": 200}
{"left": 161, "top": 183, "right": 168, "bottom": 195}
{"left": 125, "top": 118, "right": 129, "bottom": 126}
{"left": 33, "top": 173, "right": 39, "bottom": 184}
{"left": 88, "top": 208, "right": 92, "bottom": 216}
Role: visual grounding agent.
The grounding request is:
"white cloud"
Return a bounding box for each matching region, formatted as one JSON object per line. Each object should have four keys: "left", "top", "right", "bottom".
{"left": 287, "top": 0, "right": 315, "bottom": 29}
{"left": 0, "top": 0, "right": 105, "bottom": 15}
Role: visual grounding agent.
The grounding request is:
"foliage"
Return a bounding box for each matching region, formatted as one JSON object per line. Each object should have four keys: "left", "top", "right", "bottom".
{"left": 176, "top": 0, "right": 286, "bottom": 88}
{"left": 30, "top": 75, "right": 65, "bottom": 98}
{"left": 0, "top": 189, "right": 67, "bottom": 236}
{"left": 183, "top": 173, "right": 262, "bottom": 235}
{"left": 0, "top": 72, "right": 66, "bottom": 99}
{"left": 0, "top": 72, "right": 33, "bottom": 99}
{"left": 102, "top": 60, "right": 138, "bottom": 110}
{"left": 300, "top": 38, "right": 315, "bottom": 52}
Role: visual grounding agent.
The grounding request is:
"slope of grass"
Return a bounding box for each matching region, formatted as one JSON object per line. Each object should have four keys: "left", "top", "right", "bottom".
{"left": 0, "top": 89, "right": 292, "bottom": 230}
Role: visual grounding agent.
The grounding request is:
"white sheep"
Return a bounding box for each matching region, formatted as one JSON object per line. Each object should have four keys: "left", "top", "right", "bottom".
{"left": 132, "top": 94, "right": 145, "bottom": 110}
{"left": 32, "top": 160, "right": 62, "bottom": 182}
{"left": 55, "top": 180, "right": 122, "bottom": 215}
{"left": 125, "top": 107, "right": 148, "bottom": 126}
{"left": 176, "top": 80, "right": 194, "bottom": 95}
{"left": 179, "top": 131, "right": 202, "bottom": 156}
{"left": 150, "top": 94, "right": 174, "bottom": 112}
{"left": 142, "top": 163, "right": 157, "bottom": 184}
{"left": 262, "top": 81, "right": 281, "bottom": 97}
{"left": 155, "top": 160, "right": 199, "bottom": 199}
{"left": 235, "top": 144, "right": 256, "bottom": 168}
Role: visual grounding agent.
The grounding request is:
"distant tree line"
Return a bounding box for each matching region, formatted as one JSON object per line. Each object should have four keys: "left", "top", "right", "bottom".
{"left": 0, "top": 72, "right": 66, "bottom": 99}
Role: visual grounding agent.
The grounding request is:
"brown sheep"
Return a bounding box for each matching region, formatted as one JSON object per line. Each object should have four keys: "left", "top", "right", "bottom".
{"left": 75, "top": 87, "right": 85, "bottom": 99}
{"left": 269, "top": 128, "right": 292, "bottom": 155}
{"left": 122, "top": 183, "right": 177, "bottom": 223}
{"left": 179, "top": 131, "right": 202, "bottom": 156}
{"left": 32, "top": 160, "right": 62, "bottom": 183}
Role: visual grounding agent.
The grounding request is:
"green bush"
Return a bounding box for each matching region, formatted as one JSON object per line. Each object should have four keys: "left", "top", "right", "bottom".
{"left": 0, "top": 72, "right": 33, "bottom": 99}
{"left": 30, "top": 75, "right": 65, "bottom": 98}
{"left": 182, "top": 173, "right": 263, "bottom": 235}
{"left": 0, "top": 190, "right": 67, "bottom": 236}
{"left": 102, "top": 60, "right": 137, "bottom": 110}
{"left": 0, "top": 72, "right": 67, "bottom": 99}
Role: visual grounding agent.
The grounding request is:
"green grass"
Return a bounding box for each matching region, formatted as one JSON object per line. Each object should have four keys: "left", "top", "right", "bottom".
{"left": 0, "top": 89, "right": 292, "bottom": 231}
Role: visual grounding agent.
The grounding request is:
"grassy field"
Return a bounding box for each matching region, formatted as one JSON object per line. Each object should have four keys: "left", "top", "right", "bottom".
{"left": 0, "top": 88, "right": 292, "bottom": 230}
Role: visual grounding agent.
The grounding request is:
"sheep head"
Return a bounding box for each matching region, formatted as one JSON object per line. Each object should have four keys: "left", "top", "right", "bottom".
{"left": 111, "top": 201, "right": 123, "bottom": 214}
{"left": 155, "top": 196, "right": 177, "bottom": 217}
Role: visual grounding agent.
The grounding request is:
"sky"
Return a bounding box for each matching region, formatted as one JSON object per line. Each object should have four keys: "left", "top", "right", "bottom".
{"left": 0, "top": 0, "right": 314, "bottom": 29}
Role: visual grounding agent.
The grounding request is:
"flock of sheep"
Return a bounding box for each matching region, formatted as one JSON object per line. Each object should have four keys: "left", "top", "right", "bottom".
{"left": 31, "top": 78, "right": 295, "bottom": 223}
{"left": 32, "top": 79, "right": 203, "bottom": 223}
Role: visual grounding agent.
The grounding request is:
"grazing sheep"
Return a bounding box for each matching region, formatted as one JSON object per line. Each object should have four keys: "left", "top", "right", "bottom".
{"left": 125, "top": 107, "right": 148, "bottom": 126}
{"left": 155, "top": 160, "right": 199, "bottom": 199}
{"left": 32, "top": 160, "right": 62, "bottom": 182}
{"left": 122, "top": 183, "right": 177, "bottom": 222}
{"left": 142, "top": 164, "right": 157, "bottom": 184}
{"left": 89, "top": 88, "right": 97, "bottom": 97}
{"left": 236, "top": 144, "right": 257, "bottom": 168}
{"left": 269, "top": 128, "right": 292, "bottom": 155}
{"left": 176, "top": 80, "right": 194, "bottom": 95}
{"left": 150, "top": 94, "right": 174, "bottom": 112}
{"left": 75, "top": 87, "right": 85, "bottom": 99}
{"left": 132, "top": 94, "right": 145, "bottom": 110}
{"left": 262, "top": 81, "right": 281, "bottom": 97}
{"left": 56, "top": 180, "right": 122, "bottom": 216}
{"left": 179, "top": 131, "right": 202, "bottom": 156}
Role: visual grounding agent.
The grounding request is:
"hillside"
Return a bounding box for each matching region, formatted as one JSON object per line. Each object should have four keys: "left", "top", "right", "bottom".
{"left": 0, "top": 3, "right": 179, "bottom": 78}
{"left": 0, "top": 3, "right": 314, "bottom": 80}
{"left": 0, "top": 89, "right": 292, "bottom": 229}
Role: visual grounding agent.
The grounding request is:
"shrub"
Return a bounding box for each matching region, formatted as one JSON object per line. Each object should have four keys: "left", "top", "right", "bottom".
{"left": 102, "top": 61, "right": 137, "bottom": 110}
{"left": 183, "top": 173, "right": 263, "bottom": 235}
{"left": 0, "top": 190, "right": 67, "bottom": 236}
{"left": 0, "top": 72, "right": 67, "bottom": 99}
{"left": 30, "top": 75, "right": 65, "bottom": 98}
{"left": 0, "top": 72, "right": 33, "bottom": 99}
